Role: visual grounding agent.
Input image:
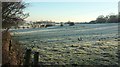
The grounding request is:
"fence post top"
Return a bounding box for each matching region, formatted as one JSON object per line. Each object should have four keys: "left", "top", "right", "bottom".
{"left": 26, "top": 49, "right": 32, "bottom": 52}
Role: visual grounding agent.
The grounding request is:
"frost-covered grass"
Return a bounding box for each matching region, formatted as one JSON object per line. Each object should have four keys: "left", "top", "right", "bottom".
{"left": 11, "top": 23, "right": 119, "bottom": 65}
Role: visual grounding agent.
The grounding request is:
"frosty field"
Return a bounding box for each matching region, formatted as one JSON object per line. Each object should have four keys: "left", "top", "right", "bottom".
{"left": 11, "top": 23, "right": 119, "bottom": 65}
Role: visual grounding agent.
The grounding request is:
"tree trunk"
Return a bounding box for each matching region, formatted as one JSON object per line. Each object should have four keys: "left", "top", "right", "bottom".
{"left": 2, "top": 31, "right": 11, "bottom": 65}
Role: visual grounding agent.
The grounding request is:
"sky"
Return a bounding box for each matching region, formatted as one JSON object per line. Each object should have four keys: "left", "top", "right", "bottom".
{"left": 24, "top": 0, "right": 119, "bottom": 22}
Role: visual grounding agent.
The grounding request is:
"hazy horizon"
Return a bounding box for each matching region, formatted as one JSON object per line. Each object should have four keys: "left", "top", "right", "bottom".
{"left": 24, "top": 1, "right": 119, "bottom": 22}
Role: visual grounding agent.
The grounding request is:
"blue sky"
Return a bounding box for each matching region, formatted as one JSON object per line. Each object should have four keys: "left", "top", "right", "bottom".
{"left": 24, "top": 0, "right": 119, "bottom": 22}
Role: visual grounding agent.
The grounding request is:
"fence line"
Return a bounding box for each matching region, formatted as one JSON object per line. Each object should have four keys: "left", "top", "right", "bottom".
{"left": 23, "top": 49, "right": 39, "bottom": 67}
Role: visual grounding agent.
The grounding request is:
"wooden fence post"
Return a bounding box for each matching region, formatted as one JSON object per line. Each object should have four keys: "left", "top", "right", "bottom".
{"left": 33, "top": 52, "right": 39, "bottom": 66}
{"left": 23, "top": 49, "right": 31, "bottom": 67}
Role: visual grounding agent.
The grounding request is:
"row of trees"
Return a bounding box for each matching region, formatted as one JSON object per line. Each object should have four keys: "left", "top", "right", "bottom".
{"left": 33, "top": 21, "right": 55, "bottom": 28}
{"left": 89, "top": 14, "right": 119, "bottom": 24}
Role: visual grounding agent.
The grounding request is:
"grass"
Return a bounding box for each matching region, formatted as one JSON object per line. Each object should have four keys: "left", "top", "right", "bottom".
{"left": 27, "top": 39, "right": 118, "bottom": 65}
{"left": 11, "top": 23, "right": 119, "bottom": 65}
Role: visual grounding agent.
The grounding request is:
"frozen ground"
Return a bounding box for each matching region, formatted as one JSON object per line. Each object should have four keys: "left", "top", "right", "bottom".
{"left": 11, "top": 23, "right": 119, "bottom": 65}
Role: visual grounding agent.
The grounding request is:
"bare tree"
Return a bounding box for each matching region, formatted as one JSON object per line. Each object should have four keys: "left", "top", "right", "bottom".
{"left": 2, "top": 2, "right": 29, "bottom": 31}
